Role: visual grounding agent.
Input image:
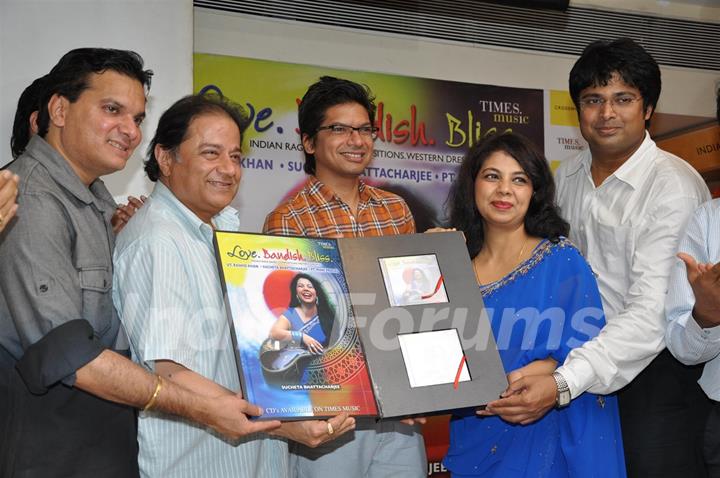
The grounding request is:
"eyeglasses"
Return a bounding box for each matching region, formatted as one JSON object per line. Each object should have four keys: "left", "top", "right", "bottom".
{"left": 315, "top": 123, "right": 378, "bottom": 139}
{"left": 578, "top": 95, "right": 643, "bottom": 111}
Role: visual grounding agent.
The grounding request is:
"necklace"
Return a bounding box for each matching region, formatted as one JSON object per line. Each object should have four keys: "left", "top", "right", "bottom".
{"left": 516, "top": 237, "right": 529, "bottom": 262}
{"left": 472, "top": 236, "right": 530, "bottom": 284}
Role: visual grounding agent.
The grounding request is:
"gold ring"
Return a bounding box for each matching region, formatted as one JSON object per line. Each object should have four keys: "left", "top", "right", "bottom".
{"left": 326, "top": 421, "right": 334, "bottom": 435}
{"left": 0, "top": 211, "right": 4, "bottom": 228}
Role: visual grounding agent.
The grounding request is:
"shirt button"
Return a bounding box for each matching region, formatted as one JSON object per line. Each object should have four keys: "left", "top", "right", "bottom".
{"left": 39, "top": 284, "right": 48, "bottom": 293}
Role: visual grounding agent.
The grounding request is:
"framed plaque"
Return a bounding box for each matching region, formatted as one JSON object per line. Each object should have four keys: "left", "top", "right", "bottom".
{"left": 214, "top": 231, "right": 506, "bottom": 420}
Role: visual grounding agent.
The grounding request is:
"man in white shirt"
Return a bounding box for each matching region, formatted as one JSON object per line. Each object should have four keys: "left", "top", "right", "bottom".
{"left": 665, "top": 91, "right": 720, "bottom": 477}
{"left": 113, "top": 93, "right": 355, "bottom": 477}
{"left": 486, "top": 38, "right": 712, "bottom": 477}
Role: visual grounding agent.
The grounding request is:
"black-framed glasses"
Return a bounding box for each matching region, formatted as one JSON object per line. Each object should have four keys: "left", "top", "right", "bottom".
{"left": 315, "top": 123, "right": 379, "bottom": 139}
{"left": 578, "top": 95, "right": 642, "bottom": 111}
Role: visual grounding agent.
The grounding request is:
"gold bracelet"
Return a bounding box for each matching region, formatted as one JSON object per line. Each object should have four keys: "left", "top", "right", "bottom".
{"left": 143, "top": 374, "right": 163, "bottom": 411}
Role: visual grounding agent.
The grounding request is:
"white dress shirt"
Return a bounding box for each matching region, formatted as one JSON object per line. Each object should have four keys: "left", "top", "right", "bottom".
{"left": 555, "top": 132, "right": 710, "bottom": 398}
{"left": 666, "top": 199, "right": 720, "bottom": 401}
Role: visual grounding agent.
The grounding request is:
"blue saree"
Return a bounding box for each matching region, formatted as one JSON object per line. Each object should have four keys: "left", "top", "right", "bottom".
{"left": 444, "top": 238, "right": 626, "bottom": 477}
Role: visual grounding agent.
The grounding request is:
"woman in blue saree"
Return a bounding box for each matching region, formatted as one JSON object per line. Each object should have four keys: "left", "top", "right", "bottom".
{"left": 443, "top": 133, "right": 625, "bottom": 477}
{"left": 266, "top": 273, "right": 337, "bottom": 384}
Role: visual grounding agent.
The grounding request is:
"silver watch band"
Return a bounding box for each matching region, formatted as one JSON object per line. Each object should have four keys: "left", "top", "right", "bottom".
{"left": 552, "top": 371, "right": 571, "bottom": 408}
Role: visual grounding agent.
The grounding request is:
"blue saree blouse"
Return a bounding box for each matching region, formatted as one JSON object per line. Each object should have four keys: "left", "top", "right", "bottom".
{"left": 284, "top": 307, "right": 327, "bottom": 346}
{"left": 444, "top": 238, "right": 626, "bottom": 477}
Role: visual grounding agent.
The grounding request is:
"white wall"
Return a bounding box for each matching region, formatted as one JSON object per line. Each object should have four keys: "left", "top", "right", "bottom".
{"left": 0, "top": 0, "right": 193, "bottom": 200}
{"left": 194, "top": 9, "right": 719, "bottom": 119}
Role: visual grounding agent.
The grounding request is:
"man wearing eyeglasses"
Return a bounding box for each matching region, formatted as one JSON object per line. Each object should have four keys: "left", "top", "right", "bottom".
{"left": 263, "top": 76, "right": 424, "bottom": 477}
{"left": 485, "top": 38, "right": 712, "bottom": 478}
{"left": 263, "top": 76, "right": 415, "bottom": 239}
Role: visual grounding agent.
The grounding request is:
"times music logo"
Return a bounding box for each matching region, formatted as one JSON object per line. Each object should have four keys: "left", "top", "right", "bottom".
{"left": 478, "top": 100, "right": 529, "bottom": 125}
{"left": 446, "top": 99, "right": 531, "bottom": 148}
{"left": 556, "top": 137, "right": 585, "bottom": 151}
{"left": 478, "top": 100, "right": 521, "bottom": 114}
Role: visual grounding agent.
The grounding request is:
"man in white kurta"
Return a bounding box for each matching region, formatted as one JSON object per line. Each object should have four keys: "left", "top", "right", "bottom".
{"left": 113, "top": 94, "right": 353, "bottom": 477}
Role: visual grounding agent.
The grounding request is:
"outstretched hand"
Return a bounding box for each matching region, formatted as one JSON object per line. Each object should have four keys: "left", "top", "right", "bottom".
{"left": 479, "top": 373, "right": 557, "bottom": 425}
{"left": 272, "top": 412, "right": 356, "bottom": 447}
{"left": 112, "top": 195, "right": 146, "bottom": 234}
{"left": 506, "top": 357, "right": 557, "bottom": 384}
{"left": 399, "top": 416, "right": 427, "bottom": 426}
{"left": 206, "top": 394, "right": 282, "bottom": 439}
{"left": 678, "top": 252, "right": 720, "bottom": 328}
{"left": 0, "top": 171, "right": 19, "bottom": 233}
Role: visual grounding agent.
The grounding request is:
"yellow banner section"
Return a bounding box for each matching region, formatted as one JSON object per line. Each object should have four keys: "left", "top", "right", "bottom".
{"left": 549, "top": 90, "right": 579, "bottom": 127}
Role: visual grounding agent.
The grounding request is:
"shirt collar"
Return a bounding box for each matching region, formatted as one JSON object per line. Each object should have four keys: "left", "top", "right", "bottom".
{"left": 560, "top": 151, "right": 588, "bottom": 178}
{"left": 151, "top": 181, "right": 240, "bottom": 240}
{"left": 611, "top": 131, "right": 654, "bottom": 189}
{"left": 559, "top": 131, "right": 653, "bottom": 190}
{"left": 25, "top": 135, "right": 115, "bottom": 210}
{"left": 306, "top": 175, "right": 381, "bottom": 206}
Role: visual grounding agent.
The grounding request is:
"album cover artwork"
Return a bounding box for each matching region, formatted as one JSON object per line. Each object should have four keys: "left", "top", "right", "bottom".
{"left": 214, "top": 232, "right": 378, "bottom": 420}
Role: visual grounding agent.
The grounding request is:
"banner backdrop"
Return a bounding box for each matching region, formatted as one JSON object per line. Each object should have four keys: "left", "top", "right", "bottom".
{"left": 192, "top": 54, "right": 580, "bottom": 233}
{"left": 194, "top": 54, "right": 585, "bottom": 476}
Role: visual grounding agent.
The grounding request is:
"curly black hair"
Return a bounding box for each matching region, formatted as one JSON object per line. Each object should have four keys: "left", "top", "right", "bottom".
{"left": 447, "top": 132, "right": 569, "bottom": 259}
{"left": 288, "top": 273, "right": 337, "bottom": 346}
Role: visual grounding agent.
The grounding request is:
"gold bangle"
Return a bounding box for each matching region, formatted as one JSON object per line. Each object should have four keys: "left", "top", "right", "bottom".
{"left": 143, "top": 374, "right": 163, "bottom": 411}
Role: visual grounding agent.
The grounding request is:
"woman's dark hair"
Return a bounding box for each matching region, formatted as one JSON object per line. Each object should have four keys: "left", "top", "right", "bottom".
{"left": 448, "top": 132, "right": 569, "bottom": 259}
{"left": 36, "top": 48, "right": 153, "bottom": 138}
{"left": 408, "top": 268, "right": 430, "bottom": 289}
{"left": 569, "top": 38, "right": 660, "bottom": 126}
{"left": 145, "top": 93, "right": 249, "bottom": 181}
{"left": 298, "top": 76, "right": 376, "bottom": 175}
{"left": 11, "top": 74, "right": 48, "bottom": 159}
{"left": 288, "top": 273, "right": 336, "bottom": 346}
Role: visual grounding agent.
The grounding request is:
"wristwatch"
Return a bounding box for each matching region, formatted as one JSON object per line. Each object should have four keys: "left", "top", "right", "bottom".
{"left": 552, "top": 372, "right": 571, "bottom": 408}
